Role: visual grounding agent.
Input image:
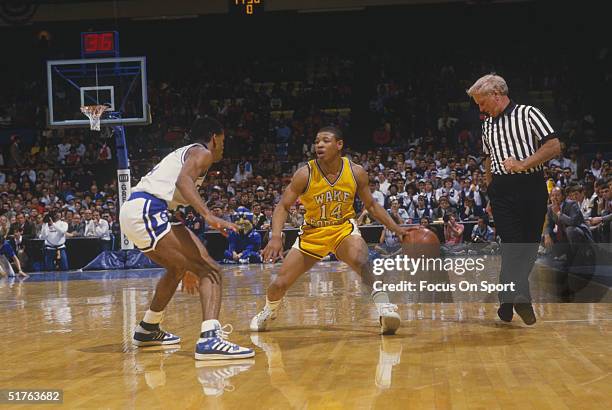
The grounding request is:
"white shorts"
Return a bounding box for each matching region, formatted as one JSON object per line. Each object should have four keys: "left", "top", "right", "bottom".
{"left": 0, "top": 255, "right": 15, "bottom": 276}
{"left": 119, "top": 192, "right": 173, "bottom": 252}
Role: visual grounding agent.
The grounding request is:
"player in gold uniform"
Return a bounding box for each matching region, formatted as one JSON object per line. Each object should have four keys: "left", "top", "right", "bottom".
{"left": 250, "top": 127, "right": 411, "bottom": 334}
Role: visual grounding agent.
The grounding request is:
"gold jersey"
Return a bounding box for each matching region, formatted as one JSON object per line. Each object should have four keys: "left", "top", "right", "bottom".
{"left": 300, "top": 157, "right": 357, "bottom": 229}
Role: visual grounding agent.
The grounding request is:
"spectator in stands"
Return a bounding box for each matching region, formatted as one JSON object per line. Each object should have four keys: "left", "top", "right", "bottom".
{"left": 8, "top": 135, "right": 22, "bottom": 167}
{"left": 388, "top": 199, "right": 410, "bottom": 223}
{"left": 185, "top": 208, "right": 205, "bottom": 243}
{"left": 9, "top": 212, "right": 35, "bottom": 239}
{"left": 585, "top": 181, "right": 610, "bottom": 242}
{"left": 260, "top": 205, "right": 273, "bottom": 231}
{"left": 0, "top": 234, "right": 27, "bottom": 278}
{"left": 413, "top": 195, "right": 432, "bottom": 220}
{"left": 104, "top": 212, "right": 121, "bottom": 249}
{"left": 375, "top": 213, "right": 403, "bottom": 255}
{"left": 91, "top": 210, "right": 112, "bottom": 252}
{"left": 33, "top": 213, "right": 44, "bottom": 237}
{"left": 443, "top": 213, "right": 464, "bottom": 246}
{"left": 39, "top": 211, "right": 69, "bottom": 271}
{"left": 369, "top": 179, "right": 385, "bottom": 207}
{"left": 67, "top": 212, "right": 85, "bottom": 237}
{"left": 9, "top": 228, "right": 28, "bottom": 272}
{"left": 544, "top": 187, "right": 594, "bottom": 265}
{"left": 432, "top": 196, "right": 453, "bottom": 221}
{"left": 460, "top": 197, "right": 482, "bottom": 221}
{"left": 234, "top": 163, "right": 250, "bottom": 183}
{"left": 252, "top": 203, "right": 266, "bottom": 230}
{"left": 589, "top": 179, "right": 609, "bottom": 220}
{"left": 0, "top": 215, "right": 10, "bottom": 238}
{"left": 83, "top": 209, "right": 95, "bottom": 236}
{"left": 286, "top": 204, "right": 304, "bottom": 228}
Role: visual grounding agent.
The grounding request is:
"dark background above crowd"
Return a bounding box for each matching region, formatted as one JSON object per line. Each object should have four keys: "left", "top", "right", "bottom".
{"left": 0, "top": 1, "right": 610, "bottom": 273}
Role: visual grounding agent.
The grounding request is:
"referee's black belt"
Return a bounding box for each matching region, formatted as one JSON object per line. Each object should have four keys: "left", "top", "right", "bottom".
{"left": 491, "top": 170, "right": 544, "bottom": 189}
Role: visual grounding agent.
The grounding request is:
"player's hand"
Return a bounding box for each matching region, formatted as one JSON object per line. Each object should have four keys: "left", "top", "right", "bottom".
{"left": 206, "top": 215, "right": 238, "bottom": 237}
{"left": 181, "top": 271, "right": 199, "bottom": 295}
{"left": 262, "top": 236, "right": 283, "bottom": 263}
{"left": 502, "top": 157, "right": 526, "bottom": 173}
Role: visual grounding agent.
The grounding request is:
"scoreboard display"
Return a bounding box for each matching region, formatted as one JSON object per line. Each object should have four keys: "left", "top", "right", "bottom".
{"left": 229, "top": 0, "right": 264, "bottom": 16}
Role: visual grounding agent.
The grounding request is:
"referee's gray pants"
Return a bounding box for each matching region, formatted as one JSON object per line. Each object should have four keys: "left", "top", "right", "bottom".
{"left": 488, "top": 172, "right": 548, "bottom": 303}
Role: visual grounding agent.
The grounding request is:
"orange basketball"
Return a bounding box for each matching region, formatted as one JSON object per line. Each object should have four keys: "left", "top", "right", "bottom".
{"left": 401, "top": 227, "right": 441, "bottom": 257}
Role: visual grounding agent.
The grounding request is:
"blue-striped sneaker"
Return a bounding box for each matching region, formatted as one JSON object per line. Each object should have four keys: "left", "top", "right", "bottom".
{"left": 195, "top": 320, "right": 255, "bottom": 360}
{"left": 132, "top": 322, "right": 181, "bottom": 347}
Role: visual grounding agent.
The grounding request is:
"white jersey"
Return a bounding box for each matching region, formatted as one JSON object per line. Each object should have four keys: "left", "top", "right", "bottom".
{"left": 133, "top": 143, "right": 207, "bottom": 210}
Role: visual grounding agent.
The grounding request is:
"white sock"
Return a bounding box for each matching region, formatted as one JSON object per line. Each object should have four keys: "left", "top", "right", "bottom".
{"left": 143, "top": 309, "right": 164, "bottom": 325}
{"left": 265, "top": 297, "right": 282, "bottom": 311}
{"left": 201, "top": 319, "right": 221, "bottom": 333}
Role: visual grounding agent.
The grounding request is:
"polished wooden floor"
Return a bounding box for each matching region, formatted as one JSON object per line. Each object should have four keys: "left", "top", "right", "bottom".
{"left": 1, "top": 261, "right": 611, "bottom": 409}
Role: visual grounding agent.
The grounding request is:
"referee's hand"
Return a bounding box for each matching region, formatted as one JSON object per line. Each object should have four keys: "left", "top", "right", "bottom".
{"left": 502, "top": 157, "right": 526, "bottom": 173}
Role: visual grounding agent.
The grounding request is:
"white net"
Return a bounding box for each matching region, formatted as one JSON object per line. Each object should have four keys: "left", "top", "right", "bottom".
{"left": 80, "top": 105, "right": 110, "bottom": 131}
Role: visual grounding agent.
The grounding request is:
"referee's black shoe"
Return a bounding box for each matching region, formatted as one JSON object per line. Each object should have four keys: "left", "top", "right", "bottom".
{"left": 497, "top": 303, "right": 513, "bottom": 322}
{"left": 514, "top": 303, "right": 536, "bottom": 326}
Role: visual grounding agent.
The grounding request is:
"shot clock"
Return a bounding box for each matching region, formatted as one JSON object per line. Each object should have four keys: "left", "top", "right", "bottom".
{"left": 80, "top": 31, "right": 119, "bottom": 58}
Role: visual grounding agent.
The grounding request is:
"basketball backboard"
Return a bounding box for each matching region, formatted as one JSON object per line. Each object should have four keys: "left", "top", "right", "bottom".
{"left": 46, "top": 56, "right": 150, "bottom": 128}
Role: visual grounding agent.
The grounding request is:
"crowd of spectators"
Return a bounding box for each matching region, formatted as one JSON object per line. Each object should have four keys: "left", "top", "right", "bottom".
{"left": 1, "top": 43, "right": 611, "bottom": 273}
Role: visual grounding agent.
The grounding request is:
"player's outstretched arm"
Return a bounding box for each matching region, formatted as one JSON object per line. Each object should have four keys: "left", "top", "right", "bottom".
{"left": 262, "top": 166, "right": 309, "bottom": 262}
{"left": 177, "top": 146, "right": 237, "bottom": 236}
{"left": 352, "top": 163, "right": 413, "bottom": 239}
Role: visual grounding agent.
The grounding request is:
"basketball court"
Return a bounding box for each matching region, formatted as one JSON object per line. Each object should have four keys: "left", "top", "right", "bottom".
{"left": 2, "top": 261, "right": 611, "bottom": 408}
{"left": 1, "top": 2, "right": 611, "bottom": 408}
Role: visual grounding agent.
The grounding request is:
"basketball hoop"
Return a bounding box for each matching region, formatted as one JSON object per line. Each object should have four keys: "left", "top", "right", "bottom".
{"left": 80, "top": 105, "right": 110, "bottom": 131}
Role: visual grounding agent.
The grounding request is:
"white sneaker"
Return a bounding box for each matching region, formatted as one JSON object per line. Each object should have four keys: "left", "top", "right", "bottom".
{"left": 378, "top": 303, "right": 400, "bottom": 335}
{"left": 250, "top": 306, "right": 277, "bottom": 332}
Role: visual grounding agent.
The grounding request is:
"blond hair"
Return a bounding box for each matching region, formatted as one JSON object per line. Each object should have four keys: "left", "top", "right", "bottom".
{"left": 466, "top": 74, "right": 508, "bottom": 97}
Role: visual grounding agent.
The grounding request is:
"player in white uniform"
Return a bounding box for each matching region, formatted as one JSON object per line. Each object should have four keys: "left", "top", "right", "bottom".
{"left": 120, "top": 117, "right": 254, "bottom": 360}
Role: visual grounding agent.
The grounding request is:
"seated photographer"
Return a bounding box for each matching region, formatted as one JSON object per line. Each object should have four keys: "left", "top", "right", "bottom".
{"left": 39, "top": 211, "right": 69, "bottom": 271}
{"left": 544, "top": 187, "right": 594, "bottom": 265}
{"left": 0, "top": 234, "right": 27, "bottom": 278}
{"left": 443, "top": 213, "right": 464, "bottom": 245}
{"left": 223, "top": 215, "right": 262, "bottom": 264}
{"left": 471, "top": 216, "right": 495, "bottom": 243}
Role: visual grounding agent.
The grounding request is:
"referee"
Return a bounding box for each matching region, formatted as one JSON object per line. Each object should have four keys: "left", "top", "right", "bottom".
{"left": 467, "top": 74, "right": 561, "bottom": 325}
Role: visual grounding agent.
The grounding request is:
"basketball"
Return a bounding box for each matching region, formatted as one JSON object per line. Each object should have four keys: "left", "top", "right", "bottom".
{"left": 401, "top": 227, "right": 441, "bottom": 257}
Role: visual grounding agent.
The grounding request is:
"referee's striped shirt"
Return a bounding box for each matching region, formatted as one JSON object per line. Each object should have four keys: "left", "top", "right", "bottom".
{"left": 482, "top": 101, "right": 555, "bottom": 175}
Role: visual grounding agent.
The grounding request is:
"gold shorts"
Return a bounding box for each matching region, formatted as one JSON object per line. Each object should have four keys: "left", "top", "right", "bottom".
{"left": 292, "top": 219, "right": 361, "bottom": 260}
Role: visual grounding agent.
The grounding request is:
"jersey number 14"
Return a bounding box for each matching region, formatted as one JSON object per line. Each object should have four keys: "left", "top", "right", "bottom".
{"left": 320, "top": 203, "right": 342, "bottom": 220}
